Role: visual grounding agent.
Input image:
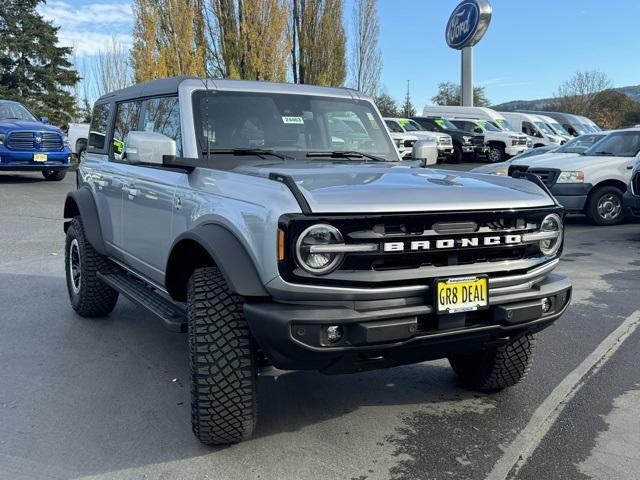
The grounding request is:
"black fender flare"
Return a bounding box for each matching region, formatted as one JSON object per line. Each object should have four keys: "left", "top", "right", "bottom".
{"left": 63, "top": 187, "right": 107, "bottom": 255}
{"left": 165, "top": 223, "right": 269, "bottom": 301}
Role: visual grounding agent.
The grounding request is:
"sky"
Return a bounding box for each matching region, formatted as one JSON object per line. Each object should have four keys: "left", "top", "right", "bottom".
{"left": 39, "top": 0, "right": 640, "bottom": 107}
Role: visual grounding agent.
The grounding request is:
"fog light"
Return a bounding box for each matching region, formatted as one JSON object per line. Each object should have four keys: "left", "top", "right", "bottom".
{"left": 326, "top": 325, "right": 344, "bottom": 343}
{"left": 541, "top": 297, "right": 552, "bottom": 313}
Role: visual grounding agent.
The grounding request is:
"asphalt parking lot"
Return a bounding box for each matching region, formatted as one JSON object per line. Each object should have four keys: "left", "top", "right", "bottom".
{"left": 0, "top": 170, "right": 639, "bottom": 480}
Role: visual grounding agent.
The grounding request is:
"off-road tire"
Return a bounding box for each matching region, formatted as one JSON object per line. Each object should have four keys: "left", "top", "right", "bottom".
{"left": 585, "top": 186, "right": 625, "bottom": 226}
{"left": 187, "top": 267, "right": 258, "bottom": 445}
{"left": 65, "top": 217, "right": 119, "bottom": 317}
{"left": 42, "top": 170, "right": 67, "bottom": 181}
{"left": 487, "top": 144, "right": 505, "bottom": 163}
{"left": 448, "top": 334, "right": 536, "bottom": 391}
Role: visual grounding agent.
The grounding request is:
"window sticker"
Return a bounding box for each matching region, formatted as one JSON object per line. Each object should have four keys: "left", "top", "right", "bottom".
{"left": 435, "top": 119, "right": 445, "bottom": 127}
{"left": 282, "top": 116, "right": 304, "bottom": 124}
{"left": 366, "top": 112, "right": 379, "bottom": 129}
{"left": 144, "top": 121, "right": 155, "bottom": 132}
{"left": 398, "top": 119, "right": 409, "bottom": 127}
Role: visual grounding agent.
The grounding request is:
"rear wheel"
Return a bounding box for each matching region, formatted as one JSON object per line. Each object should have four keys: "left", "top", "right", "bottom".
{"left": 42, "top": 170, "right": 66, "bottom": 181}
{"left": 585, "top": 186, "right": 625, "bottom": 225}
{"left": 486, "top": 144, "right": 505, "bottom": 163}
{"left": 187, "top": 267, "right": 258, "bottom": 445}
{"left": 448, "top": 334, "right": 536, "bottom": 391}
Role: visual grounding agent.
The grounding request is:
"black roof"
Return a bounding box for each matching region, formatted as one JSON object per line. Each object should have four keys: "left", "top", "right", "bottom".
{"left": 95, "top": 76, "right": 196, "bottom": 104}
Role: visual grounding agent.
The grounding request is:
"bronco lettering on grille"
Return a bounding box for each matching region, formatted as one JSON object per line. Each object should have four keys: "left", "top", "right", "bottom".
{"left": 383, "top": 235, "right": 522, "bottom": 252}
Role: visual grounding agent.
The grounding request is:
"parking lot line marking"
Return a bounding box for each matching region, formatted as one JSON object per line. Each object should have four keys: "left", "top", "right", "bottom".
{"left": 486, "top": 310, "right": 640, "bottom": 480}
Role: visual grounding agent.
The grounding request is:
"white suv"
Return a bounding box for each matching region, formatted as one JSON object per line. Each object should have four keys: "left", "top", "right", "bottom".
{"left": 384, "top": 118, "right": 454, "bottom": 161}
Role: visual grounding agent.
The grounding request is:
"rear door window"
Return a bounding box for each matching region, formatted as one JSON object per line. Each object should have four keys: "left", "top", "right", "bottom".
{"left": 88, "top": 103, "right": 112, "bottom": 152}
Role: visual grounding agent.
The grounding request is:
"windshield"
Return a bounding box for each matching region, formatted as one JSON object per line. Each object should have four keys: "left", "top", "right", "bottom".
{"left": 434, "top": 118, "right": 458, "bottom": 130}
{"left": 550, "top": 122, "right": 570, "bottom": 136}
{"left": 584, "top": 131, "right": 640, "bottom": 157}
{"left": 581, "top": 123, "right": 595, "bottom": 133}
{"left": 554, "top": 134, "right": 603, "bottom": 154}
{"left": 477, "top": 120, "right": 502, "bottom": 132}
{"left": 406, "top": 119, "right": 427, "bottom": 131}
{"left": 0, "top": 101, "right": 38, "bottom": 122}
{"left": 495, "top": 118, "right": 516, "bottom": 132}
{"left": 534, "top": 121, "right": 555, "bottom": 135}
{"left": 397, "top": 119, "right": 420, "bottom": 132}
{"left": 193, "top": 90, "right": 398, "bottom": 161}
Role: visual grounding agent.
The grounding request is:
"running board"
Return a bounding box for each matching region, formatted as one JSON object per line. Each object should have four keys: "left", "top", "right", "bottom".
{"left": 97, "top": 271, "right": 187, "bottom": 332}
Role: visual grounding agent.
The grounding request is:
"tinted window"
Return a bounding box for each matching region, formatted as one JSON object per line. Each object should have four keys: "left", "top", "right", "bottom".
{"left": 142, "top": 97, "right": 182, "bottom": 156}
{"left": 88, "top": 103, "right": 112, "bottom": 151}
{"left": 0, "top": 101, "right": 38, "bottom": 122}
{"left": 385, "top": 120, "right": 403, "bottom": 133}
{"left": 113, "top": 101, "right": 142, "bottom": 160}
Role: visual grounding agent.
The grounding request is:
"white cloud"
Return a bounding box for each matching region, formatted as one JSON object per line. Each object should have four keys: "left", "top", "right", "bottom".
{"left": 39, "top": 0, "right": 133, "bottom": 56}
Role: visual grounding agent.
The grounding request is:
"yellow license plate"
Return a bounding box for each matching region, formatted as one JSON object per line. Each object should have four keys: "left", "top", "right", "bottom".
{"left": 33, "top": 154, "right": 48, "bottom": 162}
{"left": 436, "top": 276, "right": 488, "bottom": 314}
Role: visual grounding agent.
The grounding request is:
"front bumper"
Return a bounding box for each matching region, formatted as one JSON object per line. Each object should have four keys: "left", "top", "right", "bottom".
{"left": 246, "top": 272, "right": 571, "bottom": 374}
{"left": 550, "top": 183, "right": 592, "bottom": 212}
{"left": 0, "top": 149, "right": 71, "bottom": 170}
{"left": 623, "top": 190, "right": 640, "bottom": 217}
{"left": 437, "top": 145, "right": 454, "bottom": 157}
{"left": 505, "top": 146, "right": 528, "bottom": 157}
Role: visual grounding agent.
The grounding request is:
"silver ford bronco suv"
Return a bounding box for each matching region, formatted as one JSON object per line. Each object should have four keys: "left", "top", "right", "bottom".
{"left": 63, "top": 77, "right": 572, "bottom": 445}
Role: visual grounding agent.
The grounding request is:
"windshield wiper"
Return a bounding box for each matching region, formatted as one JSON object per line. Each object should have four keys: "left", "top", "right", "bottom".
{"left": 203, "top": 148, "right": 294, "bottom": 161}
{"left": 306, "top": 150, "right": 387, "bottom": 162}
{"left": 593, "top": 151, "right": 615, "bottom": 156}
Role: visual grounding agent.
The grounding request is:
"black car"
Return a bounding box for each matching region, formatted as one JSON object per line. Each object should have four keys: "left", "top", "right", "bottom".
{"left": 412, "top": 116, "right": 487, "bottom": 163}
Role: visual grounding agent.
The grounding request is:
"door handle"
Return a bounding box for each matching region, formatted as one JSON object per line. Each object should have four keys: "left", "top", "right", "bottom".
{"left": 627, "top": 165, "right": 634, "bottom": 170}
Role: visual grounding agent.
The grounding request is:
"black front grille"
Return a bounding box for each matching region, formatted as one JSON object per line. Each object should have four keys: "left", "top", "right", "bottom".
{"left": 6, "top": 131, "right": 63, "bottom": 151}
{"left": 472, "top": 135, "right": 485, "bottom": 146}
{"left": 512, "top": 138, "right": 527, "bottom": 146}
{"left": 508, "top": 165, "right": 560, "bottom": 187}
{"left": 279, "top": 208, "right": 562, "bottom": 287}
{"left": 632, "top": 172, "right": 640, "bottom": 196}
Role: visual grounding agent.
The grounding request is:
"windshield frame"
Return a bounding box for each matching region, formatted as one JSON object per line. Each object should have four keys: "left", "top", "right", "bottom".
{"left": 191, "top": 89, "right": 400, "bottom": 163}
{"left": 0, "top": 100, "right": 39, "bottom": 122}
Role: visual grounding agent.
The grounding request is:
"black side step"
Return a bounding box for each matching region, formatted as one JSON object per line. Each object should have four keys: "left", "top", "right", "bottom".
{"left": 97, "top": 271, "right": 187, "bottom": 332}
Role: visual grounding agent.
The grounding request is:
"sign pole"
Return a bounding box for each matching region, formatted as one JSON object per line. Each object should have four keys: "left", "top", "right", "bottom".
{"left": 461, "top": 47, "right": 473, "bottom": 106}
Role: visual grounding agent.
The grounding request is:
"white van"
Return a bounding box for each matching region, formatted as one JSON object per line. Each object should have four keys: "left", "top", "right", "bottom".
{"left": 422, "top": 106, "right": 529, "bottom": 162}
{"left": 533, "top": 114, "right": 573, "bottom": 142}
{"left": 500, "top": 112, "right": 566, "bottom": 148}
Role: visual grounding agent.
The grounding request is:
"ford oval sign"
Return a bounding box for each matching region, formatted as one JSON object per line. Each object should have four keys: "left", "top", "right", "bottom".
{"left": 446, "top": 0, "right": 492, "bottom": 50}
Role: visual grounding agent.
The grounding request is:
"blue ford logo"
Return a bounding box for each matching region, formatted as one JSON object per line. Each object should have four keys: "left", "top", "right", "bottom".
{"left": 446, "top": 0, "right": 492, "bottom": 50}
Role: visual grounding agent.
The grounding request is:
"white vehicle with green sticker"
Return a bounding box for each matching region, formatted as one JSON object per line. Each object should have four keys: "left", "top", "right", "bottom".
{"left": 384, "top": 118, "right": 454, "bottom": 161}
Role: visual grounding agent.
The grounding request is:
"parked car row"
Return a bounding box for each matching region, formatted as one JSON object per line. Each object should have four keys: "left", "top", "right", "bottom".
{"left": 472, "top": 129, "right": 640, "bottom": 225}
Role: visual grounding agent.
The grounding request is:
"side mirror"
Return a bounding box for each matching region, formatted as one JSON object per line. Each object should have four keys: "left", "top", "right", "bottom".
{"left": 40, "top": 117, "right": 49, "bottom": 124}
{"left": 412, "top": 139, "right": 438, "bottom": 167}
{"left": 124, "top": 131, "right": 176, "bottom": 166}
{"left": 474, "top": 127, "right": 483, "bottom": 134}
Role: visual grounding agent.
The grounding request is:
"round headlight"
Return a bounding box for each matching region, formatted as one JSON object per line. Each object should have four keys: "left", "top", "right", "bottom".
{"left": 539, "top": 214, "right": 563, "bottom": 256}
{"left": 295, "top": 224, "right": 344, "bottom": 275}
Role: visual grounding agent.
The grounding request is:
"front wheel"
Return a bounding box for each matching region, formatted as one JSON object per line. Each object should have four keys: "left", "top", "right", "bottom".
{"left": 585, "top": 186, "right": 625, "bottom": 225}
{"left": 187, "top": 267, "right": 258, "bottom": 445}
{"left": 448, "top": 334, "right": 536, "bottom": 391}
{"left": 450, "top": 145, "right": 463, "bottom": 164}
{"left": 42, "top": 170, "right": 67, "bottom": 181}
{"left": 486, "top": 145, "right": 505, "bottom": 163}
{"left": 65, "top": 217, "right": 119, "bottom": 317}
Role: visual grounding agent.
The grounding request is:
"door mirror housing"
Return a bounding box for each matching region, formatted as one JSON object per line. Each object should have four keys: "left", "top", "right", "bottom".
{"left": 412, "top": 139, "right": 438, "bottom": 167}
{"left": 474, "top": 127, "right": 483, "bottom": 134}
{"left": 40, "top": 117, "right": 49, "bottom": 124}
{"left": 124, "top": 131, "right": 176, "bottom": 166}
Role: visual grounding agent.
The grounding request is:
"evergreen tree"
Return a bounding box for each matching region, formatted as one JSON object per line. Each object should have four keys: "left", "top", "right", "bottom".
{"left": 374, "top": 93, "right": 399, "bottom": 117}
{"left": 0, "top": 0, "right": 79, "bottom": 125}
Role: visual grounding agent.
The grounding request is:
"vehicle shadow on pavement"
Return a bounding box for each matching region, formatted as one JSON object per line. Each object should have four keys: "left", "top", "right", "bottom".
{"left": 0, "top": 271, "right": 494, "bottom": 478}
{"left": 0, "top": 173, "right": 46, "bottom": 184}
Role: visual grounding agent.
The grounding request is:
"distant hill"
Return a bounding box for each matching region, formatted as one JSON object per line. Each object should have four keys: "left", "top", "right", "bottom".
{"left": 493, "top": 84, "right": 640, "bottom": 111}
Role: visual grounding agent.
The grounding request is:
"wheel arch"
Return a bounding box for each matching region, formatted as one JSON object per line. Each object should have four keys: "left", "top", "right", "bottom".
{"left": 75, "top": 137, "right": 87, "bottom": 153}
{"left": 165, "top": 224, "right": 269, "bottom": 302}
{"left": 63, "top": 187, "right": 107, "bottom": 255}
{"left": 591, "top": 178, "right": 627, "bottom": 193}
{"left": 487, "top": 140, "right": 506, "bottom": 149}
